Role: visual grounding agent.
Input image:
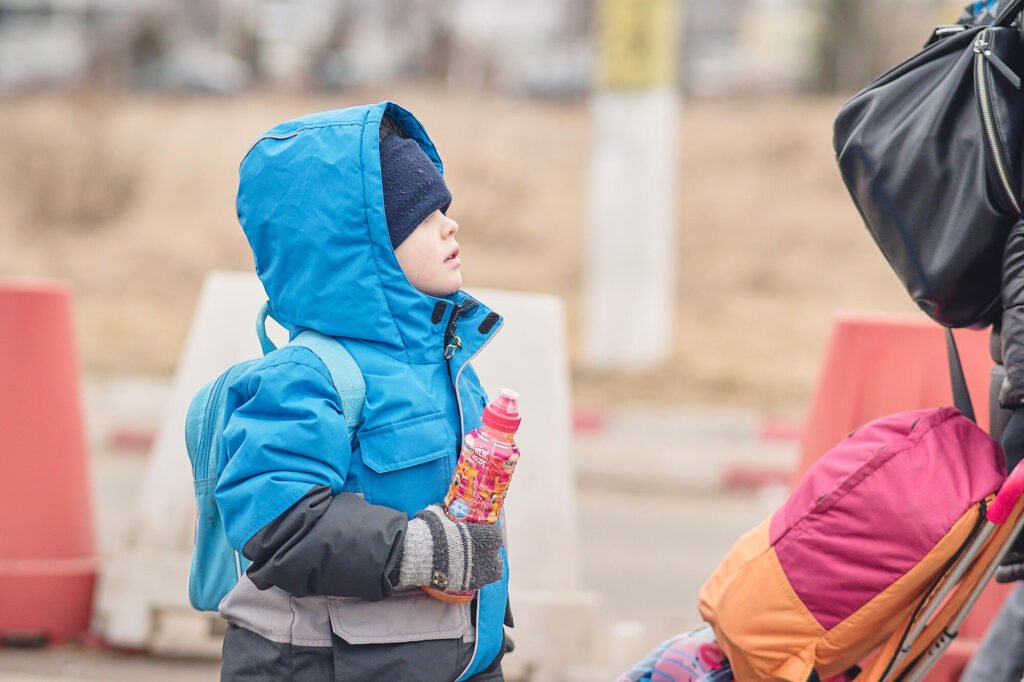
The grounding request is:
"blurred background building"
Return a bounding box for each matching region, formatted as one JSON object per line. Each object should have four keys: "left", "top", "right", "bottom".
{"left": 0, "top": 0, "right": 970, "bottom": 96}
{"left": 0, "top": 0, "right": 985, "bottom": 408}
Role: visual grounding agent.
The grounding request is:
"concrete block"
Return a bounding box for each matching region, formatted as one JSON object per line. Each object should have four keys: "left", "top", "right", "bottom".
{"left": 97, "top": 272, "right": 276, "bottom": 646}
{"left": 502, "top": 590, "right": 608, "bottom": 680}
{"left": 149, "top": 609, "right": 225, "bottom": 659}
{"left": 468, "top": 288, "right": 582, "bottom": 592}
{"left": 606, "top": 620, "right": 651, "bottom": 676}
{"left": 93, "top": 548, "right": 192, "bottom": 648}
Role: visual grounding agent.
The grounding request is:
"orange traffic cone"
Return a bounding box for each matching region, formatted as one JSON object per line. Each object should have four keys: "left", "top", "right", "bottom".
{"left": 0, "top": 281, "right": 96, "bottom": 643}
{"left": 795, "top": 313, "right": 992, "bottom": 482}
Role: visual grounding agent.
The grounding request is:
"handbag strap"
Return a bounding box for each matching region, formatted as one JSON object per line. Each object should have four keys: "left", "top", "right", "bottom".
{"left": 946, "top": 327, "right": 977, "bottom": 422}
{"left": 995, "top": 0, "right": 1024, "bottom": 26}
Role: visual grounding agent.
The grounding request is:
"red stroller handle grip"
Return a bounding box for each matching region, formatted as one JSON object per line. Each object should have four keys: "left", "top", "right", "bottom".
{"left": 988, "top": 463, "right": 1024, "bottom": 524}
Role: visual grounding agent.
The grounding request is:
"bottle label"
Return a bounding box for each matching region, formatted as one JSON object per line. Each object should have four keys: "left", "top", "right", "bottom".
{"left": 444, "top": 431, "right": 520, "bottom": 524}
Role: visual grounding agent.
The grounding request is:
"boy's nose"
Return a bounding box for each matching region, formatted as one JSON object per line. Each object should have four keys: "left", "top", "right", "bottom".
{"left": 445, "top": 218, "right": 459, "bottom": 237}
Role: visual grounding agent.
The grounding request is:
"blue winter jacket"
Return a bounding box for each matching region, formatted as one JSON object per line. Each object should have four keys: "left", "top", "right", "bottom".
{"left": 215, "top": 102, "right": 509, "bottom": 680}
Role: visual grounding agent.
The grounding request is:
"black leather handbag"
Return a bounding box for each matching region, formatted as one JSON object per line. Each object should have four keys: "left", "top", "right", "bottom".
{"left": 834, "top": 1, "right": 1024, "bottom": 328}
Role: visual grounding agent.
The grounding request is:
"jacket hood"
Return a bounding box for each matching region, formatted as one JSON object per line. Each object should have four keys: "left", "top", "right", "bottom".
{"left": 237, "top": 101, "right": 464, "bottom": 361}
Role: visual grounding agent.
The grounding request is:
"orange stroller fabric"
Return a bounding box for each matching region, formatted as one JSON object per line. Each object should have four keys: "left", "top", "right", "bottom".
{"left": 699, "top": 503, "right": 988, "bottom": 681}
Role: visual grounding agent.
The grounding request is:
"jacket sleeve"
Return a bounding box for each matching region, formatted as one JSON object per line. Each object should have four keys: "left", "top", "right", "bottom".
{"left": 216, "top": 348, "right": 407, "bottom": 601}
{"left": 1001, "top": 218, "right": 1024, "bottom": 407}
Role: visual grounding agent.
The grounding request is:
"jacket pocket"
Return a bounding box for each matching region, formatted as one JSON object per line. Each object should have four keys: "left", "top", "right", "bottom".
{"left": 327, "top": 589, "right": 470, "bottom": 644}
{"left": 357, "top": 412, "right": 456, "bottom": 512}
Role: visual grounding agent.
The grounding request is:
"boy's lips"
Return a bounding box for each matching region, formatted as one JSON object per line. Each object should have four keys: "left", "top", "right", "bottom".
{"left": 445, "top": 246, "right": 460, "bottom": 263}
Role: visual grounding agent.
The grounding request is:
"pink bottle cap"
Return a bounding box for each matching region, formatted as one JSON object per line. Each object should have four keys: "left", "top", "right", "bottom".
{"left": 482, "top": 388, "right": 521, "bottom": 433}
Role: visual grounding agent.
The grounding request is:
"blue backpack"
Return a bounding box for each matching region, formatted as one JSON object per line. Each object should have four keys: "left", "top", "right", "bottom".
{"left": 183, "top": 302, "right": 365, "bottom": 611}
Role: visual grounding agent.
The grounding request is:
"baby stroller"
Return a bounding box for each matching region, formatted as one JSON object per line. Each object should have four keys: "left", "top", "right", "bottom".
{"left": 618, "top": 459, "right": 1024, "bottom": 682}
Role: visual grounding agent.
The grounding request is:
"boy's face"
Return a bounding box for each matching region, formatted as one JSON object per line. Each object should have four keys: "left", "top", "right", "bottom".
{"left": 394, "top": 209, "right": 462, "bottom": 297}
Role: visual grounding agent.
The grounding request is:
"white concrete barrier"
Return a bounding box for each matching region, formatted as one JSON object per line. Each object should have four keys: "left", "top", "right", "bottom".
{"left": 470, "top": 288, "right": 625, "bottom": 679}
{"left": 96, "top": 272, "right": 279, "bottom": 647}
{"left": 468, "top": 288, "right": 582, "bottom": 592}
{"left": 137, "top": 272, "right": 282, "bottom": 552}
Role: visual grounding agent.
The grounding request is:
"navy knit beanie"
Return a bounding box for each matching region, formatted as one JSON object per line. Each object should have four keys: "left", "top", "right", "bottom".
{"left": 379, "top": 126, "right": 452, "bottom": 250}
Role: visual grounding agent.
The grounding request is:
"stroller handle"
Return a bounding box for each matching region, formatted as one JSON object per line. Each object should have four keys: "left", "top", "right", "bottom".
{"left": 988, "top": 461, "right": 1024, "bottom": 524}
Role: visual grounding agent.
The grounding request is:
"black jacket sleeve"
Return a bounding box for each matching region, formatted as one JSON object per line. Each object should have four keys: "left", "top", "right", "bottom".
{"left": 243, "top": 486, "right": 408, "bottom": 601}
{"left": 1001, "top": 218, "right": 1024, "bottom": 407}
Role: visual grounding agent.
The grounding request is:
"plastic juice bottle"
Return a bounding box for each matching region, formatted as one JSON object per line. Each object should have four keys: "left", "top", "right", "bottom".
{"left": 422, "top": 388, "right": 521, "bottom": 603}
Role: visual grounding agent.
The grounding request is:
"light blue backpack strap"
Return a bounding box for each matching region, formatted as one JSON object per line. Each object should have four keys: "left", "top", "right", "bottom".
{"left": 290, "top": 330, "right": 365, "bottom": 437}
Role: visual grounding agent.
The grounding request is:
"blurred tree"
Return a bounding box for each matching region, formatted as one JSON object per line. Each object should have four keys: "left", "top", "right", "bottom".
{"left": 308, "top": 3, "right": 353, "bottom": 88}
{"left": 9, "top": 103, "right": 138, "bottom": 230}
{"left": 421, "top": 0, "right": 455, "bottom": 82}
{"left": 816, "top": 0, "right": 965, "bottom": 95}
{"left": 125, "top": 11, "right": 177, "bottom": 90}
{"left": 128, "top": 13, "right": 169, "bottom": 74}
{"left": 564, "top": 0, "right": 593, "bottom": 41}
{"left": 232, "top": 17, "right": 264, "bottom": 84}
{"left": 816, "top": 0, "right": 878, "bottom": 93}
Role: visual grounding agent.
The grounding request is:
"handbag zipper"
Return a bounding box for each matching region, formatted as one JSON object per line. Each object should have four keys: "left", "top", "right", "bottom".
{"left": 926, "top": 24, "right": 966, "bottom": 47}
{"left": 975, "top": 30, "right": 1022, "bottom": 214}
{"left": 934, "top": 25, "right": 966, "bottom": 38}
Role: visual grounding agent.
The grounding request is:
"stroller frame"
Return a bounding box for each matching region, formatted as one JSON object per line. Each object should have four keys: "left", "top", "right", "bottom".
{"left": 618, "top": 439, "right": 1024, "bottom": 682}
{"left": 878, "top": 462, "right": 1024, "bottom": 682}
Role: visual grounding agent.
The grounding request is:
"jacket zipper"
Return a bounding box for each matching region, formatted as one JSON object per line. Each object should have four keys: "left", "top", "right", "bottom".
{"left": 975, "top": 30, "right": 1022, "bottom": 214}
{"left": 444, "top": 300, "right": 478, "bottom": 360}
{"left": 441, "top": 297, "right": 501, "bottom": 680}
{"left": 441, "top": 299, "right": 489, "bottom": 439}
{"left": 451, "top": 319, "right": 501, "bottom": 446}
{"left": 449, "top": 318, "right": 503, "bottom": 682}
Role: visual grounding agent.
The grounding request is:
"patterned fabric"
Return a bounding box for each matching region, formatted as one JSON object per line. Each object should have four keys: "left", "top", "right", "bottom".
{"left": 958, "top": 0, "right": 1003, "bottom": 26}
{"left": 616, "top": 626, "right": 735, "bottom": 682}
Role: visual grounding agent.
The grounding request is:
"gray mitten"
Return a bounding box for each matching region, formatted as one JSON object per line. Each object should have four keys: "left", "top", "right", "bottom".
{"left": 390, "top": 505, "right": 504, "bottom": 592}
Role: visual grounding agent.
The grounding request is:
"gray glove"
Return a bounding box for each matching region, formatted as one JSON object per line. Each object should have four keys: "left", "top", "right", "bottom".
{"left": 390, "top": 505, "right": 504, "bottom": 592}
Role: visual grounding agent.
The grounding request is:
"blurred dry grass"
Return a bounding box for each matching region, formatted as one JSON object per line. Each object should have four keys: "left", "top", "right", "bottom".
{"left": 0, "top": 86, "right": 918, "bottom": 410}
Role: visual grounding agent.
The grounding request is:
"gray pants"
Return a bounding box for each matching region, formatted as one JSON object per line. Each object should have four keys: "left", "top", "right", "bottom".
{"left": 221, "top": 623, "right": 506, "bottom": 681}
{"left": 960, "top": 584, "right": 1024, "bottom": 682}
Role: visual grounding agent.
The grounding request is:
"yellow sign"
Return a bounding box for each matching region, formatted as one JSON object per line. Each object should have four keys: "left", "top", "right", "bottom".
{"left": 597, "top": 0, "right": 678, "bottom": 89}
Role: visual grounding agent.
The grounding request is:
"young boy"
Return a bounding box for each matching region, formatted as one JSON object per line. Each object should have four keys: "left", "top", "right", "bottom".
{"left": 215, "top": 103, "right": 511, "bottom": 680}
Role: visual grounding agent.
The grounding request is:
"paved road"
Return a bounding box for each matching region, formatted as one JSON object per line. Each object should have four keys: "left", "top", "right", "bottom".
{"left": 578, "top": 482, "right": 781, "bottom": 649}
{"left": 0, "top": 647, "right": 220, "bottom": 682}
